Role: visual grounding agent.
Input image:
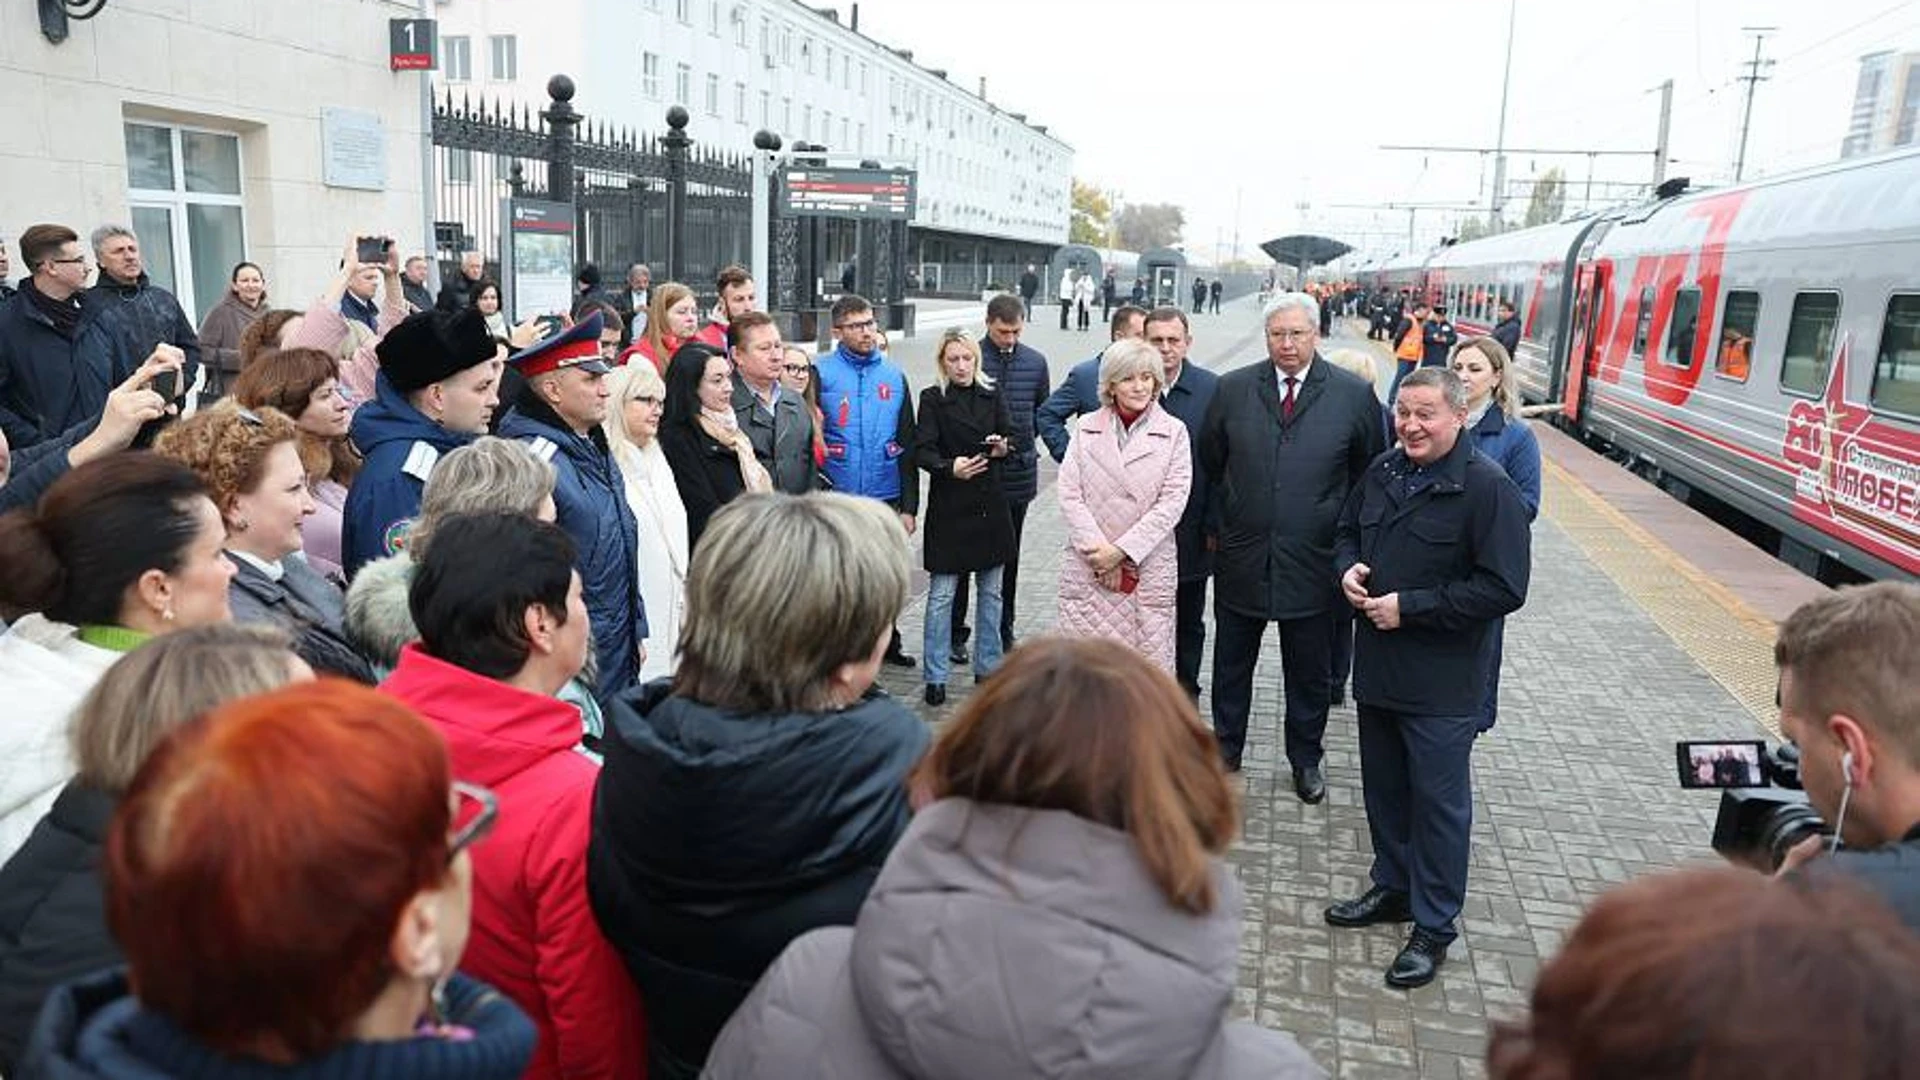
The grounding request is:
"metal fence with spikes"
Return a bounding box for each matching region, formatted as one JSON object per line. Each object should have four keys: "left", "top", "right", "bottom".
{"left": 431, "top": 75, "right": 753, "bottom": 297}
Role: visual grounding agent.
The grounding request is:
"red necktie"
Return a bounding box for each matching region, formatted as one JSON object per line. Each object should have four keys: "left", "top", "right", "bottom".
{"left": 1282, "top": 376, "right": 1298, "bottom": 422}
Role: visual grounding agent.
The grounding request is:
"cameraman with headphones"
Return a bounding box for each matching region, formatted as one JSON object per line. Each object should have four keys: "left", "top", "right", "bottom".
{"left": 1774, "top": 581, "right": 1920, "bottom": 930}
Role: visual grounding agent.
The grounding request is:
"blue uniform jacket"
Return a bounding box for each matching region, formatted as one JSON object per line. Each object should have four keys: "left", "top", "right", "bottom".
{"left": 1470, "top": 407, "right": 1542, "bottom": 520}
{"left": 500, "top": 399, "right": 648, "bottom": 699}
{"left": 341, "top": 372, "right": 476, "bottom": 577}
{"left": 1334, "top": 435, "right": 1532, "bottom": 716}
{"left": 817, "top": 343, "right": 918, "bottom": 512}
{"left": 975, "top": 337, "right": 1050, "bottom": 505}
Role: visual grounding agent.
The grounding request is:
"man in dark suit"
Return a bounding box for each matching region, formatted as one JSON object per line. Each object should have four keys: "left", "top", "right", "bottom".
{"left": 1325, "top": 366, "right": 1530, "bottom": 989}
{"left": 1199, "top": 292, "right": 1387, "bottom": 801}
{"left": 1035, "top": 304, "right": 1148, "bottom": 463}
{"left": 1143, "top": 307, "right": 1219, "bottom": 700}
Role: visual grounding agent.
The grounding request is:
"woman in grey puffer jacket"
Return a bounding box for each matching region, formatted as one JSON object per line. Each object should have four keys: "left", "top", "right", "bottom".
{"left": 703, "top": 637, "right": 1326, "bottom": 1080}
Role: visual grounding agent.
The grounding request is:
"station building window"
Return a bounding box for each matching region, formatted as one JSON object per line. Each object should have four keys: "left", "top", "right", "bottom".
{"left": 1714, "top": 289, "right": 1759, "bottom": 382}
{"left": 488, "top": 35, "right": 516, "bottom": 82}
{"left": 1872, "top": 294, "right": 1920, "bottom": 417}
{"left": 1665, "top": 287, "right": 1700, "bottom": 368}
{"left": 642, "top": 53, "right": 661, "bottom": 99}
{"left": 443, "top": 36, "right": 472, "bottom": 82}
{"left": 1780, "top": 291, "right": 1841, "bottom": 397}
{"left": 124, "top": 121, "right": 246, "bottom": 325}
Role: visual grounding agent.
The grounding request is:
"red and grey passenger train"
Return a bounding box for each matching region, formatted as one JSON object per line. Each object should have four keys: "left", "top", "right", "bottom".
{"left": 1366, "top": 149, "right": 1920, "bottom": 583}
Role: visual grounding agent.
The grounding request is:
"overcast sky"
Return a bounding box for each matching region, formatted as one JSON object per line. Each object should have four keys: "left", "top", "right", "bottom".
{"left": 850, "top": 0, "right": 1920, "bottom": 266}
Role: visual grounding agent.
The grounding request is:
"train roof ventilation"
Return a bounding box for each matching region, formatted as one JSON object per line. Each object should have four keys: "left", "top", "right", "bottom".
{"left": 1654, "top": 177, "right": 1691, "bottom": 200}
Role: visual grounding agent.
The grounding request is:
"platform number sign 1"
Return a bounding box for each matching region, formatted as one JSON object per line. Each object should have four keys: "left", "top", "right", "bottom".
{"left": 390, "top": 18, "right": 437, "bottom": 72}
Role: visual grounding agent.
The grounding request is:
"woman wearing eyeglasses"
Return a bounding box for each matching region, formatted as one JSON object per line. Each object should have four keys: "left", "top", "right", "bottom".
{"left": 155, "top": 402, "right": 375, "bottom": 683}
{"left": 0, "top": 625, "right": 309, "bottom": 1074}
{"left": 230, "top": 347, "right": 362, "bottom": 582}
{"left": 605, "top": 361, "right": 688, "bottom": 683}
{"left": 781, "top": 345, "right": 828, "bottom": 473}
{"left": 19, "top": 680, "right": 538, "bottom": 1078}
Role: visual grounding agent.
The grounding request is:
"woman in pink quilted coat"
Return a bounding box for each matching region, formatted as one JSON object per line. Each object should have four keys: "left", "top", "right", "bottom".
{"left": 1055, "top": 338, "right": 1193, "bottom": 670}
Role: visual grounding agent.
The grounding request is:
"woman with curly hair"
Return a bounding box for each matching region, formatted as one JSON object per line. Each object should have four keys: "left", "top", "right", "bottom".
{"left": 230, "top": 347, "right": 362, "bottom": 580}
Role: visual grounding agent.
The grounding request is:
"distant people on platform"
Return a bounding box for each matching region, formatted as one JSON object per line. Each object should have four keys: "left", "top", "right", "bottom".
{"left": 0, "top": 454, "right": 233, "bottom": 861}
{"left": 1200, "top": 292, "right": 1387, "bottom": 804}
{"left": 0, "top": 224, "right": 147, "bottom": 451}
{"left": 817, "top": 293, "right": 920, "bottom": 668}
{"left": 947, "top": 295, "right": 1048, "bottom": 661}
{"left": 285, "top": 237, "right": 413, "bottom": 406}
{"left": 1017, "top": 262, "right": 1040, "bottom": 317}
{"left": 1073, "top": 267, "right": 1096, "bottom": 332}
{"left": 0, "top": 624, "right": 307, "bottom": 1074}
{"left": 1386, "top": 298, "right": 1430, "bottom": 410}
{"left": 88, "top": 225, "right": 200, "bottom": 410}
{"left": 1130, "top": 275, "right": 1147, "bottom": 306}
{"left": 728, "top": 309, "right": 817, "bottom": 494}
{"left": 1422, "top": 303, "right": 1458, "bottom": 369}
{"left": 0, "top": 350, "right": 180, "bottom": 516}
{"left": 1210, "top": 277, "right": 1224, "bottom": 314}
{"left": 1141, "top": 307, "right": 1221, "bottom": 698}
{"left": 614, "top": 262, "right": 652, "bottom": 346}
{"left": 605, "top": 361, "right": 688, "bottom": 683}
{"left": 1191, "top": 276, "right": 1208, "bottom": 315}
{"left": 1100, "top": 266, "right": 1118, "bottom": 321}
{"left": 437, "top": 248, "right": 487, "bottom": 312}
{"left": 474, "top": 278, "right": 509, "bottom": 341}
{"left": 588, "top": 493, "right": 929, "bottom": 1080}
{"left": 1328, "top": 367, "right": 1531, "bottom": 989}
{"left": 230, "top": 347, "right": 361, "bottom": 580}
{"left": 1055, "top": 338, "right": 1192, "bottom": 670}
{"left": 1491, "top": 300, "right": 1522, "bottom": 356}
{"left": 916, "top": 328, "right": 1014, "bottom": 706}
{"left": 704, "top": 638, "right": 1327, "bottom": 1080}
{"left": 337, "top": 250, "right": 384, "bottom": 333}
{"left": 694, "top": 264, "right": 757, "bottom": 352}
{"left": 1488, "top": 868, "right": 1920, "bottom": 1080}
{"left": 1057, "top": 266, "right": 1076, "bottom": 331}
{"left": 501, "top": 311, "right": 647, "bottom": 700}
{"left": 19, "top": 681, "right": 539, "bottom": 1078}
{"left": 661, "top": 341, "right": 772, "bottom": 546}
{"left": 401, "top": 254, "right": 435, "bottom": 313}
{"left": 155, "top": 402, "right": 374, "bottom": 683}
{"left": 382, "top": 512, "right": 646, "bottom": 1079}
{"left": 1452, "top": 336, "right": 1541, "bottom": 733}
{"left": 341, "top": 304, "right": 505, "bottom": 575}
{"left": 1036, "top": 304, "right": 1148, "bottom": 463}
{"left": 195, "top": 261, "right": 268, "bottom": 402}
{"left": 623, "top": 281, "right": 699, "bottom": 373}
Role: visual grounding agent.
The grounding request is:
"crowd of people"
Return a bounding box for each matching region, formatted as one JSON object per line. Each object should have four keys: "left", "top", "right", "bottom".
{"left": 2, "top": 217, "right": 1918, "bottom": 1079}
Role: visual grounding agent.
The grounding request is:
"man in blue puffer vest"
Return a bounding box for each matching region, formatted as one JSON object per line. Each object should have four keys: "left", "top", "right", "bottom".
{"left": 817, "top": 294, "right": 920, "bottom": 667}
{"left": 500, "top": 310, "right": 648, "bottom": 699}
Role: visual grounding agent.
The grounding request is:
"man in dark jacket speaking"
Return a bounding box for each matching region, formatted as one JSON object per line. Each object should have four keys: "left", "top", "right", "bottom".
{"left": 1199, "top": 292, "right": 1385, "bottom": 801}
{"left": 1326, "top": 366, "right": 1530, "bottom": 990}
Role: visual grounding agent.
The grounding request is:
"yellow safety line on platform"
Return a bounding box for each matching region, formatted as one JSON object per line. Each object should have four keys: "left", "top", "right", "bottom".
{"left": 1540, "top": 456, "right": 1782, "bottom": 737}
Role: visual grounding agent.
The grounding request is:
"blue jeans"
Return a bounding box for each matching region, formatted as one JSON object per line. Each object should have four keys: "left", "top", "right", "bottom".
{"left": 924, "top": 567, "right": 1004, "bottom": 687}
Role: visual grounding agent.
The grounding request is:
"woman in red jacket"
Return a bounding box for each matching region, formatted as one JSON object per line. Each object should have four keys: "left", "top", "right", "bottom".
{"left": 380, "top": 511, "right": 646, "bottom": 1079}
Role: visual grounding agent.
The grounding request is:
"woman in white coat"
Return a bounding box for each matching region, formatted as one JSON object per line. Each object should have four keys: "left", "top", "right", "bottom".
{"left": 606, "top": 361, "right": 690, "bottom": 682}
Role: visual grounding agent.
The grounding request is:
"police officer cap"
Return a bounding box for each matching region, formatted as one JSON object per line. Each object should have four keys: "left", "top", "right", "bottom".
{"left": 507, "top": 309, "right": 612, "bottom": 378}
{"left": 376, "top": 307, "right": 500, "bottom": 393}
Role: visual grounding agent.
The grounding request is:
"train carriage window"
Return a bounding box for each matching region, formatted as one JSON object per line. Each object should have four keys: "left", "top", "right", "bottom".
{"left": 1780, "top": 291, "right": 1841, "bottom": 397}
{"left": 1631, "top": 287, "right": 1656, "bottom": 359}
{"left": 1872, "top": 294, "right": 1920, "bottom": 417}
{"left": 1714, "top": 290, "right": 1759, "bottom": 382}
{"left": 1665, "top": 288, "right": 1701, "bottom": 368}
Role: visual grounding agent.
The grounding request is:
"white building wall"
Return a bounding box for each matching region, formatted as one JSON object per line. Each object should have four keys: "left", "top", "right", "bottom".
{"left": 432, "top": 0, "right": 1070, "bottom": 247}
{"left": 0, "top": 0, "right": 431, "bottom": 321}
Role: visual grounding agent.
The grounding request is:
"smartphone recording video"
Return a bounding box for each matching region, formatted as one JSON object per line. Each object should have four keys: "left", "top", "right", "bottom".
{"left": 356, "top": 236, "right": 391, "bottom": 264}
{"left": 1677, "top": 740, "right": 1769, "bottom": 789}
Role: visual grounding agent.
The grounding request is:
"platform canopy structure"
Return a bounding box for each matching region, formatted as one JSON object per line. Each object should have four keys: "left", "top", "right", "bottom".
{"left": 1259, "top": 235, "right": 1354, "bottom": 281}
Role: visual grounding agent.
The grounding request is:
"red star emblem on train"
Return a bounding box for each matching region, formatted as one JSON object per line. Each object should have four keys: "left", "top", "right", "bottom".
{"left": 1782, "top": 334, "right": 1920, "bottom": 560}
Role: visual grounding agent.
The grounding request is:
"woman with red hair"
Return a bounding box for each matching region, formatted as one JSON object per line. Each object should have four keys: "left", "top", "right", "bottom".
{"left": 17, "top": 680, "right": 537, "bottom": 1078}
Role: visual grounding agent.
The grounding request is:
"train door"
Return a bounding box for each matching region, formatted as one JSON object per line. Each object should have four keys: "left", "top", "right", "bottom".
{"left": 1561, "top": 262, "right": 1609, "bottom": 424}
{"left": 1154, "top": 266, "right": 1178, "bottom": 306}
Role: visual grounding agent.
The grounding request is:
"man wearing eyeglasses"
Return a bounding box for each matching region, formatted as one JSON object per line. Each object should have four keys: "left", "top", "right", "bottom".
{"left": 729, "top": 311, "right": 816, "bottom": 494}
{"left": 817, "top": 293, "right": 919, "bottom": 668}
{"left": 0, "top": 224, "right": 150, "bottom": 452}
{"left": 1199, "top": 292, "right": 1387, "bottom": 801}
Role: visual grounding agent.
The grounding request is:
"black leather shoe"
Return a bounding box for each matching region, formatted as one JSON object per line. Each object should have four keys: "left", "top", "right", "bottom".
{"left": 949, "top": 647, "right": 970, "bottom": 666}
{"left": 954, "top": 625, "right": 971, "bottom": 648}
{"left": 923, "top": 684, "right": 946, "bottom": 706}
{"left": 1330, "top": 684, "right": 1347, "bottom": 706}
{"left": 1001, "top": 633, "right": 1018, "bottom": 652}
{"left": 1292, "top": 765, "right": 1326, "bottom": 805}
{"left": 1386, "top": 927, "right": 1451, "bottom": 989}
{"left": 1324, "top": 885, "right": 1414, "bottom": 928}
{"left": 884, "top": 647, "right": 918, "bottom": 669}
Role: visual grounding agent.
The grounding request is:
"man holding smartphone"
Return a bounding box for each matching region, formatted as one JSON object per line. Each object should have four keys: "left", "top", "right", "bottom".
{"left": 0, "top": 224, "right": 148, "bottom": 451}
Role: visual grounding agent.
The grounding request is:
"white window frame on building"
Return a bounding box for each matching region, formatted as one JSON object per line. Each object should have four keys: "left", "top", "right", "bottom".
{"left": 122, "top": 119, "right": 247, "bottom": 326}
{"left": 443, "top": 35, "right": 472, "bottom": 82}
{"left": 760, "top": 89, "right": 771, "bottom": 127}
{"left": 675, "top": 63, "right": 692, "bottom": 107}
{"left": 708, "top": 0, "right": 720, "bottom": 35}
{"left": 675, "top": 0, "right": 691, "bottom": 24}
{"left": 642, "top": 52, "right": 661, "bottom": 98}
{"left": 732, "top": 5, "right": 748, "bottom": 47}
{"left": 706, "top": 73, "right": 721, "bottom": 116}
{"left": 734, "top": 81, "right": 748, "bottom": 124}
{"left": 488, "top": 35, "right": 517, "bottom": 82}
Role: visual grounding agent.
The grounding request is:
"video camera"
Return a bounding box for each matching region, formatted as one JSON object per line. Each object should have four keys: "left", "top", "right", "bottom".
{"left": 1676, "top": 739, "right": 1834, "bottom": 870}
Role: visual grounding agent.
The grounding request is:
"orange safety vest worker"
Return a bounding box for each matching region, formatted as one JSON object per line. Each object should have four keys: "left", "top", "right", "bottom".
{"left": 1395, "top": 313, "right": 1426, "bottom": 362}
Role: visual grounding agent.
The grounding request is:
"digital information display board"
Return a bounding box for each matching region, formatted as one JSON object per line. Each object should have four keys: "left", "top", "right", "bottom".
{"left": 779, "top": 167, "right": 916, "bottom": 221}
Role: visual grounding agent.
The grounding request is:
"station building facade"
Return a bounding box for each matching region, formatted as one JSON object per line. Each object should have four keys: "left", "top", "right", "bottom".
{"left": 431, "top": 0, "right": 1071, "bottom": 296}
